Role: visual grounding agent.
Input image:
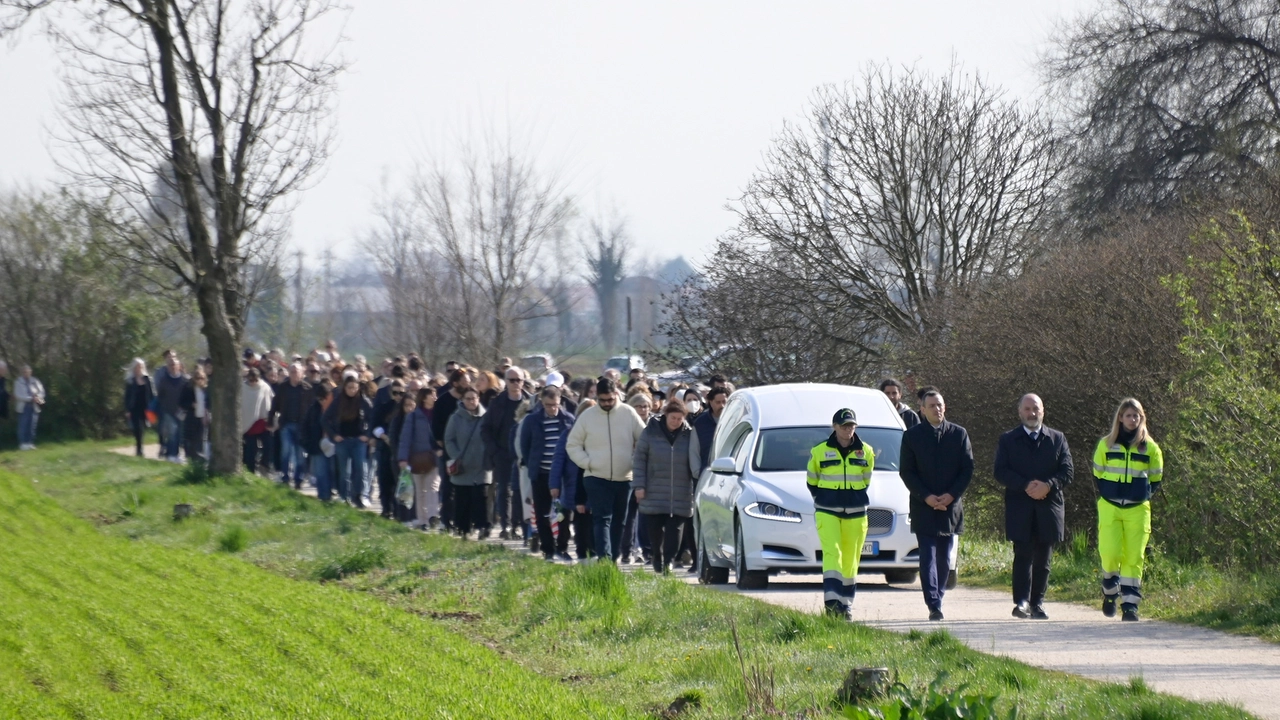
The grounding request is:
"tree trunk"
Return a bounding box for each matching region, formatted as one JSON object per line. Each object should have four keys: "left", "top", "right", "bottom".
{"left": 599, "top": 284, "right": 618, "bottom": 354}
{"left": 197, "top": 280, "right": 242, "bottom": 476}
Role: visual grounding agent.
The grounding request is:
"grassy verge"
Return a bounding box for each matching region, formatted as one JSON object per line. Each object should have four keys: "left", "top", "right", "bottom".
{"left": 0, "top": 462, "right": 631, "bottom": 719}
{"left": 960, "top": 532, "right": 1280, "bottom": 642}
{"left": 0, "top": 442, "right": 1256, "bottom": 719}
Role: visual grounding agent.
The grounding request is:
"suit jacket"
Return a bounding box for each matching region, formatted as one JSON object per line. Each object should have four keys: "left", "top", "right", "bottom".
{"left": 993, "top": 425, "right": 1074, "bottom": 543}
{"left": 899, "top": 420, "right": 974, "bottom": 536}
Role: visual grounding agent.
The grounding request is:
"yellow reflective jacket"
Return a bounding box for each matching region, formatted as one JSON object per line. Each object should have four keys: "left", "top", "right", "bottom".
{"left": 806, "top": 433, "right": 874, "bottom": 517}
{"left": 1092, "top": 435, "right": 1163, "bottom": 506}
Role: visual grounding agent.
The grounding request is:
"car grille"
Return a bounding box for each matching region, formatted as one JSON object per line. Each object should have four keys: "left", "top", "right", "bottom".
{"left": 867, "top": 508, "right": 894, "bottom": 537}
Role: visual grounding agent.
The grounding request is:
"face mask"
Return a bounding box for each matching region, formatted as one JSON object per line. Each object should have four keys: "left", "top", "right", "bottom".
{"left": 685, "top": 400, "right": 701, "bottom": 414}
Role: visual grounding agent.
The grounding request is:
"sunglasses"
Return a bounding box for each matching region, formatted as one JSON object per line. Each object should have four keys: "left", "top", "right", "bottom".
{"left": 391, "top": 391, "right": 403, "bottom": 397}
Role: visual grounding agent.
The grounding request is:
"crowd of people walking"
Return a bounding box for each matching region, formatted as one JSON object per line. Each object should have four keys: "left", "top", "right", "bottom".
{"left": 0, "top": 347, "right": 1163, "bottom": 623}
{"left": 102, "top": 343, "right": 727, "bottom": 571}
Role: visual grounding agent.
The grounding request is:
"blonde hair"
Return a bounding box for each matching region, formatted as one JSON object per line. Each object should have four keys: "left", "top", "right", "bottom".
{"left": 1105, "top": 398, "right": 1151, "bottom": 449}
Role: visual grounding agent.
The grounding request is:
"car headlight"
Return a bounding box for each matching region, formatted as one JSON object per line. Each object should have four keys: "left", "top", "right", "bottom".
{"left": 743, "top": 502, "right": 802, "bottom": 523}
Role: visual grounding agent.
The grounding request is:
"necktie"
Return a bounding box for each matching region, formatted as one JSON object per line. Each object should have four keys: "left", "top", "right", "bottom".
{"left": 1030, "top": 431, "right": 1039, "bottom": 442}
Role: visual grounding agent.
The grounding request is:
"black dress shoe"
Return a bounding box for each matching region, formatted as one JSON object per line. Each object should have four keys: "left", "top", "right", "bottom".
{"left": 1012, "top": 602, "right": 1030, "bottom": 619}
{"left": 1030, "top": 605, "right": 1049, "bottom": 620}
{"left": 928, "top": 608, "right": 944, "bottom": 621}
{"left": 1102, "top": 596, "right": 1117, "bottom": 618}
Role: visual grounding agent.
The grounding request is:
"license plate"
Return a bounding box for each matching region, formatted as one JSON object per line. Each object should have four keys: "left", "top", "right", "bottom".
{"left": 862, "top": 541, "right": 879, "bottom": 557}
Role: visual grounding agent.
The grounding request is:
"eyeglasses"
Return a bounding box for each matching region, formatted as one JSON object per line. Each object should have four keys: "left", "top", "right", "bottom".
{"left": 507, "top": 377, "right": 523, "bottom": 383}
{"left": 391, "top": 391, "right": 403, "bottom": 397}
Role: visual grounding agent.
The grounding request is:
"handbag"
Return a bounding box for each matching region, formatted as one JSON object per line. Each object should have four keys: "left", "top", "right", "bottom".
{"left": 447, "top": 415, "right": 481, "bottom": 476}
{"left": 407, "top": 412, "right": 437, "bottom": 474}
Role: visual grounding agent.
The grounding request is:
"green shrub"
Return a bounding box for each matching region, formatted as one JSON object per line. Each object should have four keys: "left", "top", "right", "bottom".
{"left": 315, "top": 542, "right": 389, "bottom": 580}
{"left": 217, "top": 524, "right": 248, "bottom": 553}
{"left": 175, "top": 458, "right": 212, "bottom": 485}
{"left": 841, "top": 672, "right": 1013, "bottom": 720}
{"left": 1163, "top": 214, "right": 1280, "bottom": 570}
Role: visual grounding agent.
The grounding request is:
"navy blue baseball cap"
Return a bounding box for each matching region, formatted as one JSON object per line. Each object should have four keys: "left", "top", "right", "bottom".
{"left": 833, "top": 408, "right": 858, "bottom": 425}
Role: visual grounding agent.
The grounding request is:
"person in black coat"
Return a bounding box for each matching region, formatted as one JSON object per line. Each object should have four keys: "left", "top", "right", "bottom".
{"left": 993, "top": 393, "right": 1074, "bottom": 620}
{"left": 371, "top": 380, "right": 405, "bottom": 518}
{"left": 899, "top": 390, "right": 974, "bottom": 621}
{"left": 123, "top": 359, "right": 155, "bottom": 457}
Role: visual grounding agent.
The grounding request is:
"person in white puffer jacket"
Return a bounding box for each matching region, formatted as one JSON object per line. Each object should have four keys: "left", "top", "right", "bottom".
{"left": 565, "top": 378, "right": 645, "bottom": 562}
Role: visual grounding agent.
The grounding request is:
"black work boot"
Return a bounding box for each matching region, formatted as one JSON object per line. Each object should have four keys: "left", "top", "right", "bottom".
{"left": 1102, "top": 596, "right": 1117, "bottom": 618}
{"left": 1121, "top": 603, "right": 1139, "bottom": 622}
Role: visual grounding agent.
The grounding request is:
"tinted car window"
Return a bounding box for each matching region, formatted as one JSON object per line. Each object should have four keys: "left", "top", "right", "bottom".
{"left": 753, "top": 426, "right": 903, "bottom": 472}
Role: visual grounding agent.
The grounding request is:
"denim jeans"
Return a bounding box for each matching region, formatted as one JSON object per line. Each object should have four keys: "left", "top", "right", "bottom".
{"left": 160, "top": 413, "right": 182, "bottom": 459}
{"left": 917, "top": 534, "right": 956, "bottom": 611}
{"left": 17, "top": 404, "right": 38, "bottom": 446}
{"left": 335, "top": 438, "right": 367, "bottom": 504}
{"left": 583, "top": 476, "right": 631, "bottom": 562}
{"left": 278, "top": 423, "right": 306, "bottom": 483}
{"left": 311, "top": 453, "right": 334, "bottom": 501}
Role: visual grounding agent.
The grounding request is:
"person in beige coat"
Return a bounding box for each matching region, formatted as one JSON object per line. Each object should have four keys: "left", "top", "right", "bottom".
{"left": 565, "top": 378, "right": 645, "bottom": 561}
{"left": 239, "top": 367, "right": 274, "bottom": 472}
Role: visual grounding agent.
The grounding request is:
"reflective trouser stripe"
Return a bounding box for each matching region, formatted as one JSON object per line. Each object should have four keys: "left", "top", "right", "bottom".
{"left": 816, "top": 512, "right": 868, "bottom": 609}
{"left": 1119, "top": 576, "right": 1143, "bottom": 605}
{"left": 1101, "top": 571, "right": 1120, "bottom": 597}
{"left": 1097, "top": 498, "right": 1151, "bottom": 606}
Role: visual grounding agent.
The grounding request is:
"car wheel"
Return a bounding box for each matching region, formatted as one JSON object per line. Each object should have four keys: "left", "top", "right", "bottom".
{"left": 698, "top": 543, "right": 729, "bottom": 585}
{"left": 946, "top": 568, "right": 958, "bottom": 590}
{"left": 883, "top": 569, "right": 918, "bottom": 585}
{"left": 733, "top": 518, "right": 768, "bottom": 590}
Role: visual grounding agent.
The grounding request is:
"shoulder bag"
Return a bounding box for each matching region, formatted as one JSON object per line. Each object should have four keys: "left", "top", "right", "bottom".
{"left": 407, "top": 411, "right": 437, "bottom": 474}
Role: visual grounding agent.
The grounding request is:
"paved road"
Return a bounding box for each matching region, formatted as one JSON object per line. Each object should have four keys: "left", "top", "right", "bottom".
{"left": 112, "top": 445, "right": 1279, "bottom": 717}
{"left": 696, "top": 573, "right": 1277, "bottom": 718}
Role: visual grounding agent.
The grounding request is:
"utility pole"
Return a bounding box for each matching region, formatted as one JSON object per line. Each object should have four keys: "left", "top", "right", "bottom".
{"left": 322, "top": 247, "right": 334, "bottom": 339}
{"left": 294, "top": 249, "right": 304, "bottom": 349}
{"left": 626, "top": 296, "right": 633, "bottom": 358}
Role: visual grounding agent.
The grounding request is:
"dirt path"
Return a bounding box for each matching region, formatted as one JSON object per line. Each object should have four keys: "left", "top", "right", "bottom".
{"left": 111, "top": 444, "right": 1278, "bottom": 717}
{"left": 692, "top": 574, "right": 1278, "bottom": 718}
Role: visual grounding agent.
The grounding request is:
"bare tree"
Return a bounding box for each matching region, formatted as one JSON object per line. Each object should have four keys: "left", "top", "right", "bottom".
{"left": 1, "top": 0, "right": 345, "bottom": 473}
{"left": 408, "top": 135, "right": 574, "bottom": 364}
{"left": 722, "top": 62, "right": 1062, "bottom": 362}
{"left": 1046, "top": 0, "right": 1280, "bottom": 231}
{"left": 657, "top": 239, "right": 885, "bottom": 387}
{"left": 583, "top": 216, "right": 628, "bottom": 353}
{"left": 365, "top": 191, "right": 468, "bottom": 369}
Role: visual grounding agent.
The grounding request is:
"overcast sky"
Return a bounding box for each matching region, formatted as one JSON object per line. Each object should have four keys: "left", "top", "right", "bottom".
{"left": 0, "top": 0, "right": 1094, "bottom": 266}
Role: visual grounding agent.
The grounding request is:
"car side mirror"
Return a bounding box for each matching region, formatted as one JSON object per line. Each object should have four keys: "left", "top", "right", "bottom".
{"left": 709, "top": 456, "right": 738, "bottom": 475}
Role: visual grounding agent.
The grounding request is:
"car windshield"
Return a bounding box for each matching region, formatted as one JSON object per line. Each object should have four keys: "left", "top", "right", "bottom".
{"left": 605, "top": 357, "right": 631, "bottom": 370}
{"left": 753, "top": 426, "right": 903, "bottom": 472}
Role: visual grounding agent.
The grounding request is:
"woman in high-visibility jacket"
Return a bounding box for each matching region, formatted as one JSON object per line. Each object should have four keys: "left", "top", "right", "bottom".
{"left": 1092, "top": 398, "right": 1163, "bottom": 622}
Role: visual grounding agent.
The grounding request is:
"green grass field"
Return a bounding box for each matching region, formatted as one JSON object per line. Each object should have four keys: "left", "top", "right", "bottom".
{"left": 0, "top": 464, "right": 632, "bottom": 719}
{"left": 0, "top": 442, "right": 1257, "bottom": 719}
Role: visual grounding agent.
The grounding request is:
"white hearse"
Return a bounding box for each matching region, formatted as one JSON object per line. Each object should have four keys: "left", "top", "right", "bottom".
{"left": 695, "top": 383, "right": 957, "bottom": 590}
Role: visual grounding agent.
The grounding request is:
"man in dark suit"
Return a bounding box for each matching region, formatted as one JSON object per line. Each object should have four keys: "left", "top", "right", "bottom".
{"left": 899, "top": 390, "right": 974, "bottom": 621}
{"left": 993, "top": 393, "right": 1074, "bottom": 620}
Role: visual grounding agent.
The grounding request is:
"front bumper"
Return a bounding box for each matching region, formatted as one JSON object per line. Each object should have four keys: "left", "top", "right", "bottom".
{"left": 739, "top": 510, "right": 918, "bottom": 573}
